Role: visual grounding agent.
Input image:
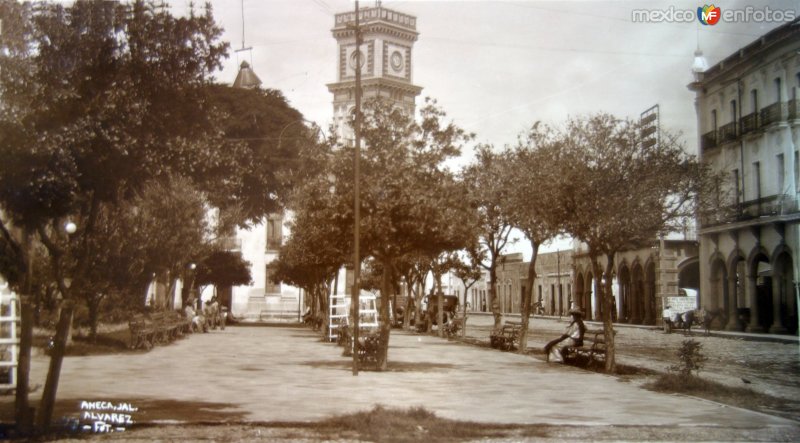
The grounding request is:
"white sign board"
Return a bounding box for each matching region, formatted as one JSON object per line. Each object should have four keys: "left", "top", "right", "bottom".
{"left": 662, "top": 289, "right": 698, "bottom": 321}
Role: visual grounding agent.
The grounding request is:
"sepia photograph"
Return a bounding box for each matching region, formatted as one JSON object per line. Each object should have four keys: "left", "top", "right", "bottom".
{"left": 0, "top": 0, "right": 799, "bottom": 441}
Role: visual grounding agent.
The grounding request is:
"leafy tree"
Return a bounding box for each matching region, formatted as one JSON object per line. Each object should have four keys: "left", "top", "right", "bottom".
{"left": 0, "top": 218, "right": 26, "bottom": 288}
{"left": 195, "top": 250, "right": 252, "bottom": 293}
{"left": 70, "top": 176, "right": 210, "bottom": 338}
{"left": 204, "top": 85, "right": 309, "bottom": 226}
{"left": 0, "top": 0, "right": 228, "bottom": 338}
{"left": 451, "top": 247, "right": 483, "bottom": 313}
{"left": 303, "top": 98, "right": 473, "bottom": 370}
{"left": 395, "top": 253, "right": 432, "bottom": 331}
{"left": 462, "top": 146, "right": 515, "bottom": 329}
{"left": 272, "top": 145, "right": 349, "bottom": 333}
{"left": 506, "top": 123, "right": 566, "bottom": 351}
{"left": 559, "top": 113, "right": 713, "bottom": 372}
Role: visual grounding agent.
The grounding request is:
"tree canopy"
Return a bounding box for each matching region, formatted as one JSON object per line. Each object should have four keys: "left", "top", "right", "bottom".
{"left": 195, "top": 250, "right": 253, "bottom": 289}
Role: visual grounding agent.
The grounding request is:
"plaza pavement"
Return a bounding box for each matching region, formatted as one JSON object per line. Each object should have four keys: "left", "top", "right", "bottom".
{"left": 5, "top": 325, "right": 799, "bottom": 431}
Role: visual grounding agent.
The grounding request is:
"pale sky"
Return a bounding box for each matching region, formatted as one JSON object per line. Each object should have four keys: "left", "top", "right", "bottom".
{"left": 170, "top": 0, "right": 795, "bottom": 152}
{"left": 166, "top": 0, "right": 796, "bottom": 256}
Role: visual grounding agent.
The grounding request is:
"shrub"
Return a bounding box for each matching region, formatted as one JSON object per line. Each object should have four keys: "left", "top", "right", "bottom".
{"left": 669, "top": 339, "right": 707, "bottom": 376}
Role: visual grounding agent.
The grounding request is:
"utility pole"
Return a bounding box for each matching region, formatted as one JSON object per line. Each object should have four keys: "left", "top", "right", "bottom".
{"left": 557, "top": 249, "right": 561, "bottom": 320}
{"left": 351, "top": 0, "right": 362, "bottom": 376}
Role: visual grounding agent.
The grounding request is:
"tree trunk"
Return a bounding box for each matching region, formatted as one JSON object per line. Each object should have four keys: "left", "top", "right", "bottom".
{"left": 489, "top": 261, "right": 502, "bottom": 329}
{"left": 377, "top": 260, "right": 393, "bottom": 371}
{"left": 166, "top": 277, "right": 177, "bottom": 311}
{"left": 603, "top": 254, "right": 618, "bottom": 373}
{"left": 436, "top": 277, "right": 444, "bottom": 338}
{"left": 519, "top": 241, "right": 539, "bottom": 352}
{"left": 591, "top": 253, "right": 617, "bottom": 373}
{"left": 319, "top": 283, "right": 330, "bottom": 338}
{"left": 391, "top": 276, "right": 399, "bottom": 327}
{"left": 414, "top": 280, "right": 425, "bottom": 332}
{"left": 88, "top": 295, "right": 101, "bottom": 343}
{"left": 403, "top": 279, "right": 413, "bottom": 330}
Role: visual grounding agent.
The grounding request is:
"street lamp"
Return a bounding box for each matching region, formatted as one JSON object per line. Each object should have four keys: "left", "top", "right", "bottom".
{"left": 350, "top": 0, "right": 363, "bottom": 377}
{"left": 64, "top": 221, "right": 77, "bottom": 235}
{"left": 188, "top": 263, "right": 198, "bottom": 311}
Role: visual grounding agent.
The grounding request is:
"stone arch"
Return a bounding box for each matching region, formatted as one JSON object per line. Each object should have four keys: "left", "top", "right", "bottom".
{"left": 618, "top": 261, "right": 632, "bottom": 323}
{"left": 746, "top": 246, "right": 772, "bottom": 332}
{"left": 769, "top": 245, "right": 796, "bottom": 334}
{"left": 584, "top": 269, "right": 595, "bottom": 321}
{"left": 726, "top": 249, "right": 747, "bottom": 331}
{"left": 574, "top": 272, "right": 585, "bottom": 315}
{"left": 677, "top": 256, "right": 700, "bottom": 291}
{"left": 707, "top": 251, "right": 728, "bottom": 314}
{"left": 631, "top": 261, "right": 645, "bottom": 324}
{"left": 644, "top": 258, "right": 657, "bottom": 325}
{"left": 746, "top": 245, "right": 772, "bottom": 273}
{"left": 607, "top": 267, "right": 619, "bottom": 322}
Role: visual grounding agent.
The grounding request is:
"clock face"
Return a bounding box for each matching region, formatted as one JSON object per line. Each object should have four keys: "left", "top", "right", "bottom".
{"left": 349, "top": 50, "right": 365, "bottom": 70}
{"left": 390, "top": 51, "right": 403, "bottom": 72}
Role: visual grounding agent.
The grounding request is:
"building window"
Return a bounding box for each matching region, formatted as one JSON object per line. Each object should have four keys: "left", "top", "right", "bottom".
{"left": 266, "top": 216, "right": 282, "bottom": 251}
{"left": 732, "top": 169, "right": 741, "bottom": 203}
{"left": 753, "top": 162, "right": 761, "bottom": 200}
{"left": 795, "top": 151, "right": 799, "bottom": 192}
{"left": 711, "top": 109, "right": 718, "bottom": 132}
{"left": 774, "top": 77, "right": 782, "bottom": 102}
{"left": 265, "top": 266, "right": 280, "bottom": 294}
{"left": 730, "top": 99, "right": 737, "bottom": 123}
{"left": 750, "top": 89, "right": 758, "bottom": 113}
{"left": 566, "top": 284, "right": 573, "bottom": 313}
{"left": 538, "top": 285, "right": 542, "bottom": 306}
{"left": 795, "top": 73, "right": 800, "bottom": 99}
{"left": 777, "top": 154, "right": 785, "bottom": 195}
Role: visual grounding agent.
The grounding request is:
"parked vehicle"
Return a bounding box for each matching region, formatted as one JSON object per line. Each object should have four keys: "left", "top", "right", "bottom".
{"left": 417, "top": 294, "right": 459, "bottom": 332}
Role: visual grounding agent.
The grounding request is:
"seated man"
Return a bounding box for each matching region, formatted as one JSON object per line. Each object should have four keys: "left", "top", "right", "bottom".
{"left": 184, "top": 299, "right": 207, "bottom": 333}
{"left": 544, "top": 307, "right": 586, "bottom": 363}
{"left": 204, "top": 297, "right": 220, "bottom": 330}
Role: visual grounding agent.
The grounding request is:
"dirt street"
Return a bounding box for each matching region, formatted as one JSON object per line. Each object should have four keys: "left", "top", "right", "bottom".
{"left": 463, "top": 315, "right": 800, "bottom": 408}
{"left": 1, "top": 319, "right": 798, "bottom": 442}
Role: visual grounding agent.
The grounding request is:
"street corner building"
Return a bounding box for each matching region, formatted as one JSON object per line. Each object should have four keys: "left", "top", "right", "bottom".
{"left": 688, "top": 17, "right": 800, "bottom": 334}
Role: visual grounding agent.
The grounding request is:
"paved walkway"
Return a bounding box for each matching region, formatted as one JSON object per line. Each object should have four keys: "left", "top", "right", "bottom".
{"left": 3, "top": 325, "right": 798, "bottom": 432}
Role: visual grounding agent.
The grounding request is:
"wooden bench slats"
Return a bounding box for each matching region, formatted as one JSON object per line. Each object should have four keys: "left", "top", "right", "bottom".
{"left": 444, "top": 312, "right": 467, "bottom": 338}
{"left": 565, "top": 329, "right": 614, "bottom": 366}
{"left": 490, "top": 321, "right": 523, "bottom": 351}
{"left": 129, "top": 311, "right": 195, "bottom": 350}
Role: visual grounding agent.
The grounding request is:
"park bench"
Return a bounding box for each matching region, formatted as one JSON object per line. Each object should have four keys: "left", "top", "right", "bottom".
{"left": 564, "top": 329, "right": 612, "bottom": 367}
{"left": 355, "top": 332, "right": 381, "bottom": 369}
{"left": 444, "top": 311, "right": 467, "bottom": 338}
{"left": 164, "top": 310, "right": 192, "bottom": 336}
{"left": 128, "top": 314, "right": 156, "bottom": 350}
{"left": 129, "top": 311, "right": 193, "bottom": 350}
{"left": 149, "top": 311, "right": 185, "bottom": 343}
{"left": 490, "top": 321, "right": 523, "bottom": 351}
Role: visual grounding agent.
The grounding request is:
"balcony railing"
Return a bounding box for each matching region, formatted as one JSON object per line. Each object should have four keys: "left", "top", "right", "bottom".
{"left": 739, "top": 195, "right": 800, "bottom": 218}
{"left": 700, "top": 130, "right": 717, "bottom": 151}
{"left": 739, "top": 112, "right": 758, "bottom": 135}
{"left": 760, "top": 102, "right": 786, "bottom": 126}
{"left": 717, "top": 121, "right": 737, "bottom": 144}
{"left": 705, "top": 195, "right": 799, "bottom": 227}
{"left": 701, "top": 100, "right": 799, "bottom": 152}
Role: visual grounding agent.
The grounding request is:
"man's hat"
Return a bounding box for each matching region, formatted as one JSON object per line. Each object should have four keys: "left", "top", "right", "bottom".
{"left": 568, "top": 305, "right": 583, "bottom": 316}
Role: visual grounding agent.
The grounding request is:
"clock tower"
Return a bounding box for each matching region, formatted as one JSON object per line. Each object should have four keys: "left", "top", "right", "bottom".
{"left": 328, "top": 5, "right": 423, "bottom": 141}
